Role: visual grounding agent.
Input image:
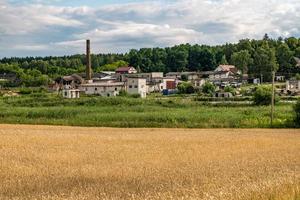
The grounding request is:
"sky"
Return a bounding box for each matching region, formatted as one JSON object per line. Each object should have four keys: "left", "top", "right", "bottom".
{"left": 0, "top": 0, "right": 300, "bottom": 58}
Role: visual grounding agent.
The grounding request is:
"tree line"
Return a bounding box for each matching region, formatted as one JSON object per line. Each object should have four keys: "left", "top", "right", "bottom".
{"left": 1, "top": 34, "right": 300, "bottom": 87}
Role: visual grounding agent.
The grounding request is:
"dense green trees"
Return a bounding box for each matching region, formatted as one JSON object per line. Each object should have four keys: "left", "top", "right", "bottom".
{"left": 231, "top": 50, "right": 253, "bottom": 74}
{"left": 1, "top": 35, "right": 300, "bottom": 87}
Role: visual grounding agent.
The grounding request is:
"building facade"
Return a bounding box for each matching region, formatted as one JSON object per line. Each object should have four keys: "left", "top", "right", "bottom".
{"left": 80, "top": 82, "right": 125, "bottom": 97}
{"left": 126, "top": 77, "right": 147, "bottom": 98}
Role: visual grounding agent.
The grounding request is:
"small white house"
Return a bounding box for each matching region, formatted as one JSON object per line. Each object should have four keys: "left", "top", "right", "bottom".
{"left": 62, "top": 89, "right": 80, "bottom": 99}
{"left": 126, "top": 77, "right": 147, "bottom": 98}
{"left": 193, "top": 79, "right": 206, "bottom": 88}
{"left": 286, "top": 80, "right": 300, "bottom": 92}
{"left": 80, "top": 82, "right": 125, "bottom": 97}
{"left": 209, "top": 71, "right": 235, "bottom": 81}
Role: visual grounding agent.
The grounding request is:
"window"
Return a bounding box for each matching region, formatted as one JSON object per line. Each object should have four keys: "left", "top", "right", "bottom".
{"left": 129, "top": 85, "right": 132, "bottom": 88}
{"left": 161, "top": 86, "right": 163, "bottom": 89}
{"left": 134, "top": 85, "right": 138, "bottom": 88}
{"left": 115, "top": 88, "right": 117, "bottom": 91}
{"left": 95, "top": 88, "right": 98, "bottom": 91}
{"left": 64, "top": 92, "right": 67, "bottom": 96}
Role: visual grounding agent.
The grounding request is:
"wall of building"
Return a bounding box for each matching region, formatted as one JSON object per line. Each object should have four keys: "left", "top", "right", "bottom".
{"left": 80, "top": 84, "right": 125, "bottom": 97}
{"left": 127, "top": 78, "right": 147, "bottom": 98}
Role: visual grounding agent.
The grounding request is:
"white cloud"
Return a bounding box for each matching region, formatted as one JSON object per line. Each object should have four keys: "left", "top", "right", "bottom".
{"left": 0, "top": 0, "right": 300, "bottom": 57}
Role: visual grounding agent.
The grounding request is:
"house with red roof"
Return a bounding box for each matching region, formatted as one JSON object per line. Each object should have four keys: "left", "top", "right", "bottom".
{"left": 215, "top": 65, "right": 239, "bottom": 73}
{"left": 115, "top": 66, "right": 137, "bottom": 74}
{"left": 209, "top": 65, "right": 241, "bottom": 82}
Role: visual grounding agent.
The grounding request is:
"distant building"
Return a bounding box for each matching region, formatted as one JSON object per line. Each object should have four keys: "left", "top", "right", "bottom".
{"left": 80, "top": 82, "right": 125, "bottom": 97}
{"left": 193, "top": 79, "right": 206, "bottom": 88}
{"left": 55, "top": 74, "right": 84, "bottom": 90}
{"left": 62, "top": 88, "right": 80, "bottom": 99}
{"left": 116, "top": 66, "right": 137, "bottom": 74}
{"left": 126, "top": 77, "right": 147, "bottom": 98}
{"left": 215, "top": 65, "right": 237, "bottom": 73}
{"left": 275, "top": 75, "right": 285, "bottom": 82}
{"left": 286, "top": 80, "right": 300, "bottom": 92}
{"left": 209, "top": 71, "right": 236, "bottom": 81}
{"left": 294, "top": 57, "right": 300, "bottom": 68}
{"left": 165, "top": 72, "right": 202, "bottom": 81}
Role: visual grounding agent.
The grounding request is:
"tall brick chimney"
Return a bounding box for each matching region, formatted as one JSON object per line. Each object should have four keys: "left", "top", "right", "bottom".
{"left": 86, "top": 39, "right": 92, "bottom": 80}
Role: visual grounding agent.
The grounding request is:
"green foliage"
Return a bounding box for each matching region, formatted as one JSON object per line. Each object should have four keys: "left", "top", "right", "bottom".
{"left": 295, "top": 73, "right": 300, "bottom": 80}
{"left": 224, "top": 86, "right": 235, "bottom": 94}
{"left": 202, "top": 82, "right": 216, "bottom": 95}
{"left": 19, "top": 88, "right": 33, "bottom": 95}
{"left": 118, "top": 90, "right": 128, "bottom": 97}
{"left": 231, "top": 50, "right": 252, "bottom": 74}
{"left": 130, "top": 94, "right": 141, "bottom": 98}
{"left": 0, "top": 95, "right": 294, "bottom": 128}
{"left": 177, "top": 82, "right": 195, "bottom": 94}
{"left": 253, "top": 85, "right": 278, "bottom": 106}
{"left": 295, "top": 100, "right": 300, "bottom": 127}
{"left": 180, "top": 74, "right": 188, "bottom": 81}
{"left": 96, "top": 60, "right": 128, "bottom": 72}
{"left": 252, "top": 43, "right": 279, "bottom": 82}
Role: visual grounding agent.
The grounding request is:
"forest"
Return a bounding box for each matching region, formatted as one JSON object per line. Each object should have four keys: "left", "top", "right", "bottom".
{"left": 1, "top": 34, "right": 300, "bottom": 87}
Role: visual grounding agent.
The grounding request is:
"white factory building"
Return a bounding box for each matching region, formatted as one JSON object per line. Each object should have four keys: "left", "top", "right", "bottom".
{"left": 80, "top": 82, "right": 125, "bottom": 97}
{"left": 126, "top": 77, "right": 147, "bottom": 98}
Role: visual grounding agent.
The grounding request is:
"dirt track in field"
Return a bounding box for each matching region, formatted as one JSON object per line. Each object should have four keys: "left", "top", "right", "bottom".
{"left": 0, "top": 124, "right": 299, "bottom": 200}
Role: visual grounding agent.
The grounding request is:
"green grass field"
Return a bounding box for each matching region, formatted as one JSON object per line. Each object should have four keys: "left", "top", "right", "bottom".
{"left": 0, "top": 94, "right": 296, "bottom": 128}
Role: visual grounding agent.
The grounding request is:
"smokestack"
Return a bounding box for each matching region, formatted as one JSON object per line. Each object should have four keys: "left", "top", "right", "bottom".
{"left": 86, "top": 39, "right": 92, "bottom": 80}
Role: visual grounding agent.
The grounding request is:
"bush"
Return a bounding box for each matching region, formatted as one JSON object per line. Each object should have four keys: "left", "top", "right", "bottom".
{"left": 177, "top": 82, "right": 195, "bottom": 94}
{"left": 118, "top": 90, "right": 128, "bottom": 97}
{"left": 224, "top": 86, "right": 235, "bottom": 94}
{"left": 253, "top": 85, "right": 278, "bottom": 106}
{"left": 294, "top": 100, "right": 300, "bottom": 127}
{"left": 19, "top": 88, "right": 33, "bottom": 94}
{"left": 130, "top": 94, "right": 141, "bottom": 98}
{"left": 202, "top": 82, "right": 215, "bottom": 95}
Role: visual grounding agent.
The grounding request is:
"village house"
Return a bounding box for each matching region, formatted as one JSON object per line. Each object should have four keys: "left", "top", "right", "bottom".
{"left": 116, "top": 66, "right": 137, "bottom": 74}
{"left": 286, "top": 79, "right": 300, "bottom": 93}
{"left": 126, "top": 77, "right": 147, "bottom": 98}
{"left": 208, "top": 65, "right": 240, "bottom": 82}
{"left": 193, "top": 79, "right": 206, "bottom": 88}
{"left": 54, "top": 74, "right": 84, "bottom": 91}
{"left": 62, "top": 85, "right": 80, "bottom": 99}
{"left": 165, "top": 72, "right": 202, "bottom": 81}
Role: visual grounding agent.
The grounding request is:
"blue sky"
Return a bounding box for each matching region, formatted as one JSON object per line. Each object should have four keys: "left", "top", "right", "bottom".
{"left": 1, "top": 0, "right": 300, "bottom": 58}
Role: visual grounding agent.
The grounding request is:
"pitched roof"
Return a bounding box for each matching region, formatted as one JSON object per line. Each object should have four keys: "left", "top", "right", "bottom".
{"left": 116, "top": 66, "right": 135, "bottom": 72}
{"left": 218, "top": 65, "right": 236, "bottom": 72}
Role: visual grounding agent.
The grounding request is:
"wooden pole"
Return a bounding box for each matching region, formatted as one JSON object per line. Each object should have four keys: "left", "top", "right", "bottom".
{"left": 271, "top": 71, "right": 275, "bottom": 127}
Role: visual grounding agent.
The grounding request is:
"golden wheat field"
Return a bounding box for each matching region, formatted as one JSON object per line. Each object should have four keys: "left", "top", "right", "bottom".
{"left": 0, "top": 125, "right": 299, "bottom": 200}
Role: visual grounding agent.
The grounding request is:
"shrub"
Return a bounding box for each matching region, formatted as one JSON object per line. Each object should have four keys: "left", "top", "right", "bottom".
{"left": 130, "top": 94, "right": 141, "bottom": 98}
{"left": 253, "top": 85, "right": 278, "bottom": 106}
{"left": 202, "top": 82, "right": 215, "bottom": 95}
{"left": 224, "top": 86, "right": 235, "bottom": 94}
{"left": 19, "top": 88, "right": 33, "bottom": 94}
{"left": 180, "top": 74, "right": 188, "bottom": 81}
{"left": 177, "top": 82, "right": 195, "bottom": 94}
{"left": 118, "top": 90, "right": 128, "bottom": 97}
{"left": 294, "top": 100, "right": 300, "bottom": 127}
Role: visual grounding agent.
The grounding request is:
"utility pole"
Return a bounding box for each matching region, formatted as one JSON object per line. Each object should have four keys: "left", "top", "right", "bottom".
{"left": 271, "top": 71, "right": 275, "bottom": 127}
